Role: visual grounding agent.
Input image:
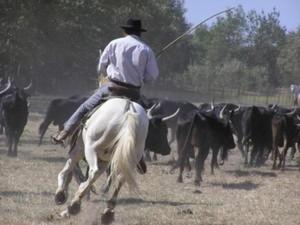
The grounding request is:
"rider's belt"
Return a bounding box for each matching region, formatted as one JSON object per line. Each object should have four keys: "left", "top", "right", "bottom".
{"left": 108, "top": 78, "right": 141, "bottom": 90}
{"left": 108, "top": 79, "right": 141, "bottom": 101}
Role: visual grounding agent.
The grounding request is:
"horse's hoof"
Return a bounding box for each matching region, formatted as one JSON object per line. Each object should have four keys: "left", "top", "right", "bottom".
{"left": 101, "top": 208, "right": 115, "bottom": 224}
{"left": 59, "top": 209, "right": 70, "bottom": 218}
{"left": 55, "top": 191, "right": 67, "bottom": 205}
{"left": 68, "top": 200, "right": 81, "bottom": 215}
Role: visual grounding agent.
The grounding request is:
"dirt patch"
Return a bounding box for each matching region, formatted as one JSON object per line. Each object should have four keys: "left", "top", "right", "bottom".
{"left": 0, "top": 96, "right": 300, "bottom": 225}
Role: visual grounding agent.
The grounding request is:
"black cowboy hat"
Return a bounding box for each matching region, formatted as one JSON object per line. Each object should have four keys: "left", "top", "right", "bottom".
{"left": 120, "top": 18, "right": 147, "bottom": 32}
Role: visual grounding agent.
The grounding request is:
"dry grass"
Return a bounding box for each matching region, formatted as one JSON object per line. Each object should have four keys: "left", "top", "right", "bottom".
{"left": 0, "top": 96, "right": 300, "bottom": 225}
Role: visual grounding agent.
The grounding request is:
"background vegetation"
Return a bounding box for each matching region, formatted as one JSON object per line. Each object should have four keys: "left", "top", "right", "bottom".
{"left": 0, "top": 0, "right": 299, "bottom": 97}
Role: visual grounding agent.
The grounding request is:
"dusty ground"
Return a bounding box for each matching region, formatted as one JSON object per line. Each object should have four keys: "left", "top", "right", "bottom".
{"left": 0, "top": 96, "right": 300, "bottom": 225}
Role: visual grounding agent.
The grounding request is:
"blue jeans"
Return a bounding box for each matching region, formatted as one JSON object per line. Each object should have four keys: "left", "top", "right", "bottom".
{"left": 64, "top": 85, "right": 109, "bottom": 132}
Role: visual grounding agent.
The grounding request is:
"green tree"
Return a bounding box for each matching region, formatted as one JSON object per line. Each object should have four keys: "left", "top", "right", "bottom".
{"left": 245, "top": 8, "right": 286, "bottom": 87}
{"left": 277, "top": 28, "right": 300, "bottom": 86}
{"left": 183, "top": 6, "right": 289, "bottom": 93}
{"left": 0, "top": 0, "right": 191, "bottom": 94}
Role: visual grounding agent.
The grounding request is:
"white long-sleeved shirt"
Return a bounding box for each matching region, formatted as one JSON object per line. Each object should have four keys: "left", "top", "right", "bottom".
{"left": 98, "top": 35, "right": 159, "bottom": 87}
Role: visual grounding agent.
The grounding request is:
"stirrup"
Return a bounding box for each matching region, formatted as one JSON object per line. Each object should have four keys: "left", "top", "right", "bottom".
{"left": 51, "top": 130, "right": 69, "bottom": 145}
{"left": 51, "top": 135, "right": 64, "bottom": 145}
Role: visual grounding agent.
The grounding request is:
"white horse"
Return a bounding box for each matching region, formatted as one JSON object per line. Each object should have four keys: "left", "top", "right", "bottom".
{"left": 55, "top": 97, "right": 149, "bottom": 217}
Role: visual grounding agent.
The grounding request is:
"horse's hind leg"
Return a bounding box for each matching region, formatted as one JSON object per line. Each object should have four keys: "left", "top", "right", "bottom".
{"left": 101, "top": 180, "right": 124, "bottom": 223}
{"left": 55, "top": 146, "right": 82, "bottom": 205}
{"left": 66, "top": 149, "right": 106, "bottom": 216}
{"left": 106, "top": 180, "right": 123, "bottom": 211}
{"left": 72, "top": 163, "right": 96, "bottom": 200}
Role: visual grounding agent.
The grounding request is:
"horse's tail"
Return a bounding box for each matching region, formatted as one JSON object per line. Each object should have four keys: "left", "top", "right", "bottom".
{"left": 108, "top": 110, "right": 140, "bottom": 192}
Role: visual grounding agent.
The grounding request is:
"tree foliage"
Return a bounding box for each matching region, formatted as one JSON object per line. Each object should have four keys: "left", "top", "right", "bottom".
{"left": 277, "top": 29, "right": 300, "bottom": 86}
{"left": 0, "top": 2, "right": 299, "bottom": 94}
{"left": 0, "top": 0, "right": 190, "bottom": 93}
{"left": 183, "top": 6, "right": 296, "bottom": 93}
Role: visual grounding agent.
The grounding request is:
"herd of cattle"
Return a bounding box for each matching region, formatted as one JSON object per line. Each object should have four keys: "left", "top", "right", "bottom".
{"left": 1, "top": 77, "right": 300, "bottom": 187}
{"left": 37, "top": 90, "right": 300, "bottom": 186}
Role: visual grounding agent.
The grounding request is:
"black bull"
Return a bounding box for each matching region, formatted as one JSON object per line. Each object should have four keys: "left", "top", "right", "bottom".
{"left": 176, "top": 110, "right": 235, "bottom": 186}
{"left": 146, "top": 116, "right": 171, "bottom": 155}
{"left": 38, "top": 96, "right": 87, "bottom": 145}
{"left": 241, "top": 106, "right": 274, "bottom": 166}
{"left": 0, "top": 79, "right": 30, "bottom": 157}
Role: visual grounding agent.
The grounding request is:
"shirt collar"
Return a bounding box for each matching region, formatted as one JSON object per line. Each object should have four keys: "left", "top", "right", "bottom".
{"left": 128, "top": 34, "right": 141, "bottom": 40}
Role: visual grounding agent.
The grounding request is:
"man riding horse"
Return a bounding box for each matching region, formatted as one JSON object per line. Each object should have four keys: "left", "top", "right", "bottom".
{"left": 52, "top": 19, "right": 160, "bottom": 218}
{"left": 52, "top": 18, "right": 159, "bottom": 144}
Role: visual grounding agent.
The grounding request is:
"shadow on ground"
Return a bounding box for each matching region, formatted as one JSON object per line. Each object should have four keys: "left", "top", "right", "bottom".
{"left": 150, "top": 159, "right": 176, "bottom": 166}
{"left": 0, "top": 190, "right": 54, "bottom": 197}
{"left": 32, "top": 156, "right": 66, "bottom": 163}
{"left": 20, "top": 139, "right": 43, "bottom": 146}
{"left": 93, "top": 197, "right": 198, "bottom": 207}
{"left": 225, "top": 169, "right": 277, "bottom": 177}
{"left": 210, "top": 180, "right": 259, "bottom": 190}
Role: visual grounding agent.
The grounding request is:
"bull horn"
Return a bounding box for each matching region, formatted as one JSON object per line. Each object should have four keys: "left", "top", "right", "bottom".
{"left": 219, "top": 104, "right": 227, "bottom": 119}
{"left": 285, "top": 108, "right": 297, "bottom": 116}
{"left": 162, "top": 108, "right": 180, "bottom": 122}
{"left": 210, "top": 101, "right": 214, "bottom": 110}
{"left": 147, "top": 103, "right": 159, "bottom": 119}
{"left": 296, "top": 115, "right": 300, "bottom": 121}
{"left": 234, "top": 105, "right": 241, "bottom": 112}
{"left": 0, "top": 78, "right": 11, "bottom": 95}
{"left": 23, "top": 79, "right": 32, "bottom": 91}
{"left": 271, "top": 104, "right": 277, "bottom": 110}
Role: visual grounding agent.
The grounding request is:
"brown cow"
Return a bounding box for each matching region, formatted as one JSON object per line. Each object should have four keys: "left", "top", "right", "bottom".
{"left": 271, "top": 112, "right": 300, "bottom": 170}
